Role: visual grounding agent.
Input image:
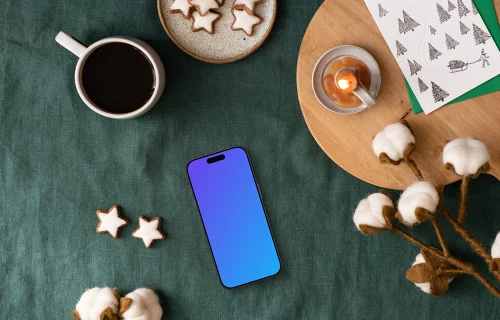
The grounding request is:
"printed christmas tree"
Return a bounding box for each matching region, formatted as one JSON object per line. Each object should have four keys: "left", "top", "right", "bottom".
{"left": 408, "top": 59, "right": 422, "bottom": 75}
{"left": 448, "top": 0, "right": 456, "bottom": 11}
{"left": 446, "top": 33, "right": 459, "bottom": 49}
{"left": 460, "top": 21, "right": 470, "bottom": 35}
{"left": 399, "top": 11, "right": 420, "bottom": 34}
{"left": 430, "top": 25, "right": 437, "bottom": 35}
{"left": 398, "top": 19, "right": 405, "bottom": 34}
{"left": 418, "top": 78, "right": 429, "bottom": 93}
{"left": 378, "top": 4, "right": 389, "bottom": 18}
{"left": 396, "top": 40, "right": 407, "bottom": 56}
{"left": 472, "top": 0, "right": 478, "bottom": 14}
{"left": 408, "top": 60, "right": 415, "bottom": 75}
{"left": 437, "top": 3, "right": 451, "bottom": 23}
{"left": 429, "top": 43, "right": 443, "bottom": 60}
{"left": 432, "top": 82, "right": 449, "bottom": 102}
{"left": 473, "top": 24, "right": 491, "bottom": 45}
{"left": 457, "top": 0, "right": 470, "bottom": 18}
{"left": 413, "top": 60, "right": 422, "bottom": 72}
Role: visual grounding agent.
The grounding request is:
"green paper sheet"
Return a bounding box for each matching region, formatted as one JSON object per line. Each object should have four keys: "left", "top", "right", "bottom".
{"left": 408, "top": 0, "right": 500, "bottom": 114}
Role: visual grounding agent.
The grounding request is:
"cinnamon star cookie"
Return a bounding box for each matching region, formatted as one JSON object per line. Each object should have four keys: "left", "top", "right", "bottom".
{"left": 96, "top": 205, "right": 129, "bottom": 238}
{"left": 233, "top": 0, "right": 263, "bottom": 15}
{"left": 188, "top": 0, "right": 220, "bottom": 16}
{"left": 170, "top": 0, "right": 193, "bottom": 19}
{"left": 191, "top": 10, "right": 221, "bottom": 34}
{"left": 231, "top": 9, "right": 262, "bottom": 36}
{"left": 132, "top": 216, "right": 166, "bottom": 248}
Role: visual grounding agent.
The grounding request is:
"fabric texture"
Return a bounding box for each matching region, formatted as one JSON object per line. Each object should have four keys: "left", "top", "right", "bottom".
{"left": 1, "top": 0, "right": 500, "bottom": 319}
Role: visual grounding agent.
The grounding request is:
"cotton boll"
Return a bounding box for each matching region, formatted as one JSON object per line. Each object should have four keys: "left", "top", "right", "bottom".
{"left": 353, "top": 193, "right": 393, "bottom": 235}
{"left": 133, "top": 288, "right": 162, "bottom": 320}
{"left": 121, "top": 292, "right": 148, "bottom": 320}
{"left": 398, "top": 181, "right": 439, "bottom": 225}
{"left": 74, "top": 288, "right": 101, "bottom": 320}
{"left": 120, "top": 288, "right": 162, "bottom": 320}
{"left": 372, "top": 122, "right": 415, "bottom": 163}
{"left": 409, "top": 253, "right": 453, "bottom": 295}
{"left": 90, "top": 288, "right": 119, "bottom": 319}
{"left": 491, "top": 233, "right": 500, "bottom": 271}
{"left": 411, "top": 253, "right": 432, "bottom": 294}
{"left": 491, "top": 233, "right": 500, "bottom": 259}
{"left": 443, "top": 138, "right": 490, "bottom": 176}
{"left": 73, "top": 287, "right": 119, "bottom": 320}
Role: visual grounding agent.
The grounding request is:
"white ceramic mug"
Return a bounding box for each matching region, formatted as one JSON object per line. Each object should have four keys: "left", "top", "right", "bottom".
{"left": 56, "top": 31, "right": 165, "bottom": 119}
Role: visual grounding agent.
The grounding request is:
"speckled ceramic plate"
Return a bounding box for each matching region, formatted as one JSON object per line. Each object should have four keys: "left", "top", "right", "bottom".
{"left": 158, "top": 0, "right": 276, "bottom": 64}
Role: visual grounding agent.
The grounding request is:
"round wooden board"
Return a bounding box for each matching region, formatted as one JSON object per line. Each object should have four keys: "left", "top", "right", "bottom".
{"left": 297, "top": 0, "right": 500, "bottom": 190}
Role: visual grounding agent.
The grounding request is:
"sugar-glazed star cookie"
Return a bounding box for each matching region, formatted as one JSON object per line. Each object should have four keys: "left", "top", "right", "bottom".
{"left": 132, "top": 216, "right": 166, "bottom": 248}
{"left": 188, "top": 0, "right": 220, "bottom": 16}
{"left": 96, "top": 205, "right": 129, "bottom": 238}
{"left": 231, "top": 9, "right": 263, "bottom": 36}
{"left": 233, "top": 0, "right": 263, "bottom": 15}
{"left": 191, "top": 10, "right": 221, "bottom": 34}
{"left": 170, "top": 0, "right": 193, "bottom": 19}
{"left": 216, "top": 0, "right": 224, "bottom": 5}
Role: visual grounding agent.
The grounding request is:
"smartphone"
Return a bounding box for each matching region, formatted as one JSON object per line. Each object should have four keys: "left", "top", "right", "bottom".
{"left": 187, "top": 147, "right": 281, "bottom": 288}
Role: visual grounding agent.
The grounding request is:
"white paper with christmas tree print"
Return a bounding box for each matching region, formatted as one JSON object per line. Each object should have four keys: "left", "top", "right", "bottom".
{"left": 364, "top": 0, "right": 500, "bottom": 113}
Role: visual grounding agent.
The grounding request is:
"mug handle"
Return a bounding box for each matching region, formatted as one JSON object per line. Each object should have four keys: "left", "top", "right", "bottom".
{"left": 353, "top": 83, "right": 377, "bottom": 107}
{"left": 55, "top": 32, "right": 87, "bottom": 58}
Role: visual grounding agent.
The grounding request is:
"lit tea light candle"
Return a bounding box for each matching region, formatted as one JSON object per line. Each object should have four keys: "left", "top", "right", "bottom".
{"left": 335, "top": 69, "right": 359, "bottom": 93}
{"left": 316, "top": 46, "right": 381, "bottom": 113}
{"left": 333, "top": 67, "right": 377, "bottom": 107}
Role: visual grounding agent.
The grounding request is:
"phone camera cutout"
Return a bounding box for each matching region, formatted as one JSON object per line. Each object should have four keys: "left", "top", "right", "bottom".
{"left": 207, "top": 154, "right": 225, "bottom": 164}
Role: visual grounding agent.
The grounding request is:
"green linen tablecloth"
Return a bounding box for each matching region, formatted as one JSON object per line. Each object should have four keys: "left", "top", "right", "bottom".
{"left": 1, "top": 0, "right": 500, "bottom": 319}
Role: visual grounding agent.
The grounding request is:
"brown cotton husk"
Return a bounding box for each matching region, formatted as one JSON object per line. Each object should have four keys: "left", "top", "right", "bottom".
{"left": 406, "top": 250, "right": 453, "bottom": 297}
{"left": 359, "top": 224, "right": 388, "bottom": 235}
{"left": 378, "top": 144, "right": 417, "bottom": 166}
{"left": 119, "top": 297, "right": 133, "bottom": 317}
{"left": 100, "top": 307, "right": 118, "bottom": 320}
{"left": 415, "top": 207, "right": 435, "bottom": 223}
{"left": 72, "top": 310, "right": 82, "bottom": 320}
{"left": 403, "top": 143, "right": 416, "bottom": 159}
{"left": 382, "top": 205, "right": 396, "bottom": 227}
{"left": 400, "top": 119, "right": 413, "bottom": 132}
{"left": 112, "top": 289, "right": 120, "bottom": 301}
{"left": 490, "top": 258, "right": 500, "bottom": 273}
{"left": 444, "top": 162, "right": 490, "bottom": 178}
{"left": 395, "top": 207, "right": 434, "bottom": 226}
{"left": 378, "top": 152, "right": 402, "bottom": 165}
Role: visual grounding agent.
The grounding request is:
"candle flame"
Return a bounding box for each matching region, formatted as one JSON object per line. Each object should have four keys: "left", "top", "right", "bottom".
{"left": 337, "top": 79, "right": 351, "bottom": 90}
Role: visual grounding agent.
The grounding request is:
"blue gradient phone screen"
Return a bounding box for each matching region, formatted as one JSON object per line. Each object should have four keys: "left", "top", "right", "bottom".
{"left": 187, "top": 147, "right": 280, "bottom": 288}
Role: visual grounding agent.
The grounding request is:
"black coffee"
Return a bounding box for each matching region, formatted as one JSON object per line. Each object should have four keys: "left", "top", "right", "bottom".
{"left": 82, "top": 43, "right": 155, "bottom": 114}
